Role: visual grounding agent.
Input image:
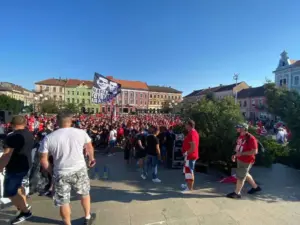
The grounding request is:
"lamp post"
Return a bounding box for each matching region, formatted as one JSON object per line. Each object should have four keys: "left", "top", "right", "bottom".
{"left": 233, "top": 73, "right": 239, "bottom": 104}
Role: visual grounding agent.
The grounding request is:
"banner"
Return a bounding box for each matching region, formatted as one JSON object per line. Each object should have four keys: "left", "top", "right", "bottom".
{"left": 91, "top": 73, "right": 121, "bottom": 104}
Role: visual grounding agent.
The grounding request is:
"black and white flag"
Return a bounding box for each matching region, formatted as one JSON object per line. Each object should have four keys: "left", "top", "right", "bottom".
{"left": 91, "top": 73, "right": 121, "bottom": 104}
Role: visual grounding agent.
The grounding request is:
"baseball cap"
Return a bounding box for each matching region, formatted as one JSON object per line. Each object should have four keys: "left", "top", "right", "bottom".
{"left": 235, "top": 123, "right": 249, "bottom": 130}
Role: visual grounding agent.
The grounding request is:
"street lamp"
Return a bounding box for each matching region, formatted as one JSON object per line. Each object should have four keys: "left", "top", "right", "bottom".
{"left": 233, "top": 73, "right": 239, "bottom": 104}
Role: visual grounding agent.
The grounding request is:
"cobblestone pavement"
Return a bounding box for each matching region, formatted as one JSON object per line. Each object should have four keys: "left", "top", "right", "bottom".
{"left": 1, "top": 152, "right": 300, "bottom": 225}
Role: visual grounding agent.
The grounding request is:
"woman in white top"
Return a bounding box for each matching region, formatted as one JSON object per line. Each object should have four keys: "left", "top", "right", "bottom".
{"left": 107, "top": 126, "right": 117, "bottom": 156}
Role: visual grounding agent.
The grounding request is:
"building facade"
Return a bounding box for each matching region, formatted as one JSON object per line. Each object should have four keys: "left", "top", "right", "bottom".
{"left": 35, "top": 78, "right": 66, "bottom": 102}
{"left": 65, "top": 79, "right": 100, "bottom": 113}
{"left": 237, "top": 85, "right": 271, "bottom": 120}
{"left": 0, "top": 82, "right": 35, "bottom": 106}
{"left": 274, "top": 51, "right": 300, "bottom": 93}
{"left": 184, "top": 82, "right": 249, "bottom": 104}
{"left": 148, "top": 86, "right": 182, "bottom": 111}
{"left": 105, "top": 76, "right": 149, "bottom": 113}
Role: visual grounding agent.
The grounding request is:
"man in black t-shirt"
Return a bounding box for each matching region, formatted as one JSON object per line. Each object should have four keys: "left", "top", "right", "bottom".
{"left": 141, "top": 126, "right": 162, "bottom": 183}
{"left": 0, "top": 115, "right": 34, "bottom": 224}
{"left": 135, "top": 129, "right": 147, "bottom": 170}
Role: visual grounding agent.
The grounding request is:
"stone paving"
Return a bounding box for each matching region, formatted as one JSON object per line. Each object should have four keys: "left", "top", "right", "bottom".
{"left": 1, "top": 152, "right": 300, "bottom": 225}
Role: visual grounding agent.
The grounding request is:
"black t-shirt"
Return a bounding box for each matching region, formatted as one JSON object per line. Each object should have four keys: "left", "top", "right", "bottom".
{"left": 136, "top": 134, "right": 146, "bottom": 151}
{"left": 157, "top": 132, "right": 166, "bottom": 147}
{"left": 146, "top": 134, "right": 159, "bottom": 156}
{"left": 4, "top": 129, "right": 34, "bottom": 173}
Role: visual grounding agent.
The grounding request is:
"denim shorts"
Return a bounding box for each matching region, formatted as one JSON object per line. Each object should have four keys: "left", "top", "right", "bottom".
{"left": 3, "top": 171, "right": 28, "bottom": 198}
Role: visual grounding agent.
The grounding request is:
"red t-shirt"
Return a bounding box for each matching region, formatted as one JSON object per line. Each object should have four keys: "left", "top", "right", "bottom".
{"left": 236, "top": 134, "right": 258, "bottom": 164}
{"left": 182, "top": 129, "right": 199, "bottom": 160}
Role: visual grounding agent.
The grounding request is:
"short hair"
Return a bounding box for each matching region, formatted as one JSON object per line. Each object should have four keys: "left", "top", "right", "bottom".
{"left": 187, "top": 119, "right": 195, "bottom": 128}
{"left": 57, "top": 111, "right": 73, "bottom": 125}
{"left": 11, "top": 115, "right": 26, "bottom": 126}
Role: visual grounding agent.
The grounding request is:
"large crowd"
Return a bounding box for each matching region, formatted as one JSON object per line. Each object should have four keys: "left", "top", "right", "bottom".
{"left": 1, "top": 111, "right": 290, "bottom": 225}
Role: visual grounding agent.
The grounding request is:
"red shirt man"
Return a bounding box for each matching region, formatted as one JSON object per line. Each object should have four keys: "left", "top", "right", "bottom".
{"left": 183, "top": 128, "right": 199, "bottom": 160}
{"left": 181, "top": 120, "right": 199, "bottom": 193}
{"left": 235, "top": 133, "right": 258, "bottom": 164}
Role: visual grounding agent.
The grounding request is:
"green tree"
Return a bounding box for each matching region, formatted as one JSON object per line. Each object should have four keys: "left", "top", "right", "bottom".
{"left": 63, "top": 102, "right": 80, "bottom": 113}
{"left": 39, "top": 99, "right": 59, "bottom": 114}
{"left": 264, "top": 82, "right": 300, "bottom": 148}
{"left": 184, "top": 96, "right": 243, "bottom": 164}
{"left": 0, "top": 95, "right": 24, "bottom": 113}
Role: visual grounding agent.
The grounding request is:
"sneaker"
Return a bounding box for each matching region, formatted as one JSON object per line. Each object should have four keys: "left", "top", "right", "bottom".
{"left": 247, "top": 186, "right": 262, "bottom": 194}
{"left": 83, "top": 213, "right": 96, "bottom": 225}
{"left": 181, "top": 183, "right": 187, "bottom": 189}
{"left": 152, "top": 178, "right": 161, "bottom": 183}
{"left": 141, "top": 174, "right": 147, "bottom": 180}
{"left": 181, "top": 187, "right": 191, "bottom": 194}
{"left": 226, "top": 192, "right": 241, "bottom": 199}
{"left": 11, "top": 211, "right": 32, "bottom": 224}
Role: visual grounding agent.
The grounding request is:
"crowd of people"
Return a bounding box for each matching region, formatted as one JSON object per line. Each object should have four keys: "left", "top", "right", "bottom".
{"left": 0, "top": 112, "right": 264, "bottom": 224}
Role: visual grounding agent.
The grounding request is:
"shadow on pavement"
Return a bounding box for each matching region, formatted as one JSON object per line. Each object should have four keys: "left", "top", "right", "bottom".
{"left": 91, "top": 152, "right": 300, "bottom": 204}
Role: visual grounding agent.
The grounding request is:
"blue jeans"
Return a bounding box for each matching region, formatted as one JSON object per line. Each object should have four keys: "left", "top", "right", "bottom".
{"left": 143, "top": 155, "right": 158, "bottom": 179}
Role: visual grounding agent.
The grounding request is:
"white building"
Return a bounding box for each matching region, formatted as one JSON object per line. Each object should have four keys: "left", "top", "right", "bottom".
{"left": 274, "top": 51, "right": 300, "bottom": 93}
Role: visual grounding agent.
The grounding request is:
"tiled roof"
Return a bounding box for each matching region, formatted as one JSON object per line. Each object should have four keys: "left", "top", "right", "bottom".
{"left": 184, "top": 90, "right": 203, "bottom": 98}
{"left": 35, "top": 78, "right": 67, "bottom": 86}
{"left": 65, "top": 79, "right": 93, "bottom": 88}
{"left": 107, "top": 76, "right": 148, "bottom": 90}
{"left": 185, "top": 82, "right": 244, "bottom": 98}
{"left": 0, "top": 82, "right": 26, "bottom": 93}
{"left": 290, "top": 59, "right": 300, "bottom": 67}
{"left": 214, "top": 82, "right": 242, "bottom": 92}
{"left": 148, "top": 85, "right": 182, "bottom": 93}
{"left": 237, "top": 85, "right": 265, "bottom": 99}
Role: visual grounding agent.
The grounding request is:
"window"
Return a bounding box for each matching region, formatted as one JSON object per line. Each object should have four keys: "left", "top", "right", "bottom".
{"left": 96, "top": 108, "right": 99, "bottom": 113}
{"left": 72, "top": 91, "right": 74, "bottom": 95}
{"left": 140, "top": 93, "right": 142, "bottom": 98}
{"left": 258, "top": 99, "right": 263, "bottom": 106}
{"left": 136, "top": 100, "right": 138, "bottom": 104}
{"left": 172, "top": 96, "right": 174, "bottom": 99}
{"left": 140, "top": 100, "right": 143, "bottom": 105}
{"left": 294, "top": 76, "right": 299, "bottom": 86}
{"left": 161, "top": 95, "right": 163, "bottom": 98}
{"left": 279, "top": 78, "right": 287, "bottom": 86}
{"left": 72, "top": 98, "right": 75, "bottom": 103}
{"left": 68, "top": 91, "right": 70, "bottom": 95}
{"left": 150, "top": 94, "right": 152, "bottom": 98}
{"left": 130, "top": 99, "right": 134, "bottom": 104}
{"left": 60, "top": 87, "right": 63, "bottom": 92}
{"left": 168, "top": 96, "right": 170, "bottom": 99}
{"left": 108, "top": 107, "right": 110, "bottom": 112}
{"left": 88, "top": 99, "right": 90, "bottom": 104}
{"left": 77, "top": 91, "right": 79, "bottom": 95}
{"left": 102, "top": 107, "right": 105, "bottom": 113}
{"left": 144, "top": 94, "right": 146, "bottom": 98}
{"left": 145, "top": 101, "right": 147, "bottom": 105}
{"left": 154, "top": 101, "right": 156, "bottom": 105}
{"left": 59, "top": 96, "right": 62, "bottom": 101}
{"left": 243, "top": 101, "right": 247, "bottom": 107}
{"left": 130, "top": 92, "right": 134, "bottom": 97}
{"left": 53, "top": 95, "right": 57, "bottom": 99}
{"left": 88, "top": 92, "right": 90, "bottom": 96}
{"left": 77, "top": 99, "right": 79, "bottom": 103}
{"left": 82, "top": 99, "right": 85, "bottom": 104}
{"left": 150, "top": 101, "right": 152, "bottom": 104}
{"left": 83, "top": 92, "right": 85, "bottom": 96}
{"left": 125, "top": 99, "right": 128, "bottom": 105}
{"left": 251, "top": 99, "right": 256, "bottom": 106}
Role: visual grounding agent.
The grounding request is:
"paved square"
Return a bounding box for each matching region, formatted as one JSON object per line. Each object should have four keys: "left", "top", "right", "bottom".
{"left": 1, "top": 153, "right": 300, "bottom": 225}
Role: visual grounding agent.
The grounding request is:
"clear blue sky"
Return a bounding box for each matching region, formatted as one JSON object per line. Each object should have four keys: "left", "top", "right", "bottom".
{"left": 1, "top": 0, "right": 300, "bottom": 95}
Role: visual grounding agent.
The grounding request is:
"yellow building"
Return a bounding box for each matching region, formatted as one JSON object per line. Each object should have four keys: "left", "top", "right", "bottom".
{"left": 0, "top": 82, "right": 35, "bottom": 106}
{"left": 148, "top": 85, "right": 182, "bottom": 110}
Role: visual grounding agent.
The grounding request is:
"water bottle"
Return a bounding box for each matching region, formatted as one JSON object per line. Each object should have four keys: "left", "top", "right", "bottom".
{"left": 103, "top": 165, "right": 109, "bottom": 180}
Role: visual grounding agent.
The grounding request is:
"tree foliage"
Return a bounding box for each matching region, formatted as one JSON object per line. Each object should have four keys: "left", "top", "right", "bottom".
{"left": 184, "top": 96, "right": 243, "bottom": 164}
{"left": 0, "top": 95, "right": 24, "bottom": 113}
{"left": 39, "top": 99, "right": 59, "bottom": 114}
{"left": 63, "top": 102, "right": 80, "bottom": 113}
{"left": 264, "top": 82, "right": 300, "bottom": 148}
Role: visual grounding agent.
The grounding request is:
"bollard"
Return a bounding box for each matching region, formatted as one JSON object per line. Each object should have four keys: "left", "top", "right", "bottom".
{"left": 93, "top": 167, "right": 100, "bottom": 180}
{"left": 103, "top": 165, "right": 109, "bottom": 179}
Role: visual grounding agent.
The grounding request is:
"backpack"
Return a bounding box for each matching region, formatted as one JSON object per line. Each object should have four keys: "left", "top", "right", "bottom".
{"left": 245, "top": 133, "right": 265, "bottom": 153}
